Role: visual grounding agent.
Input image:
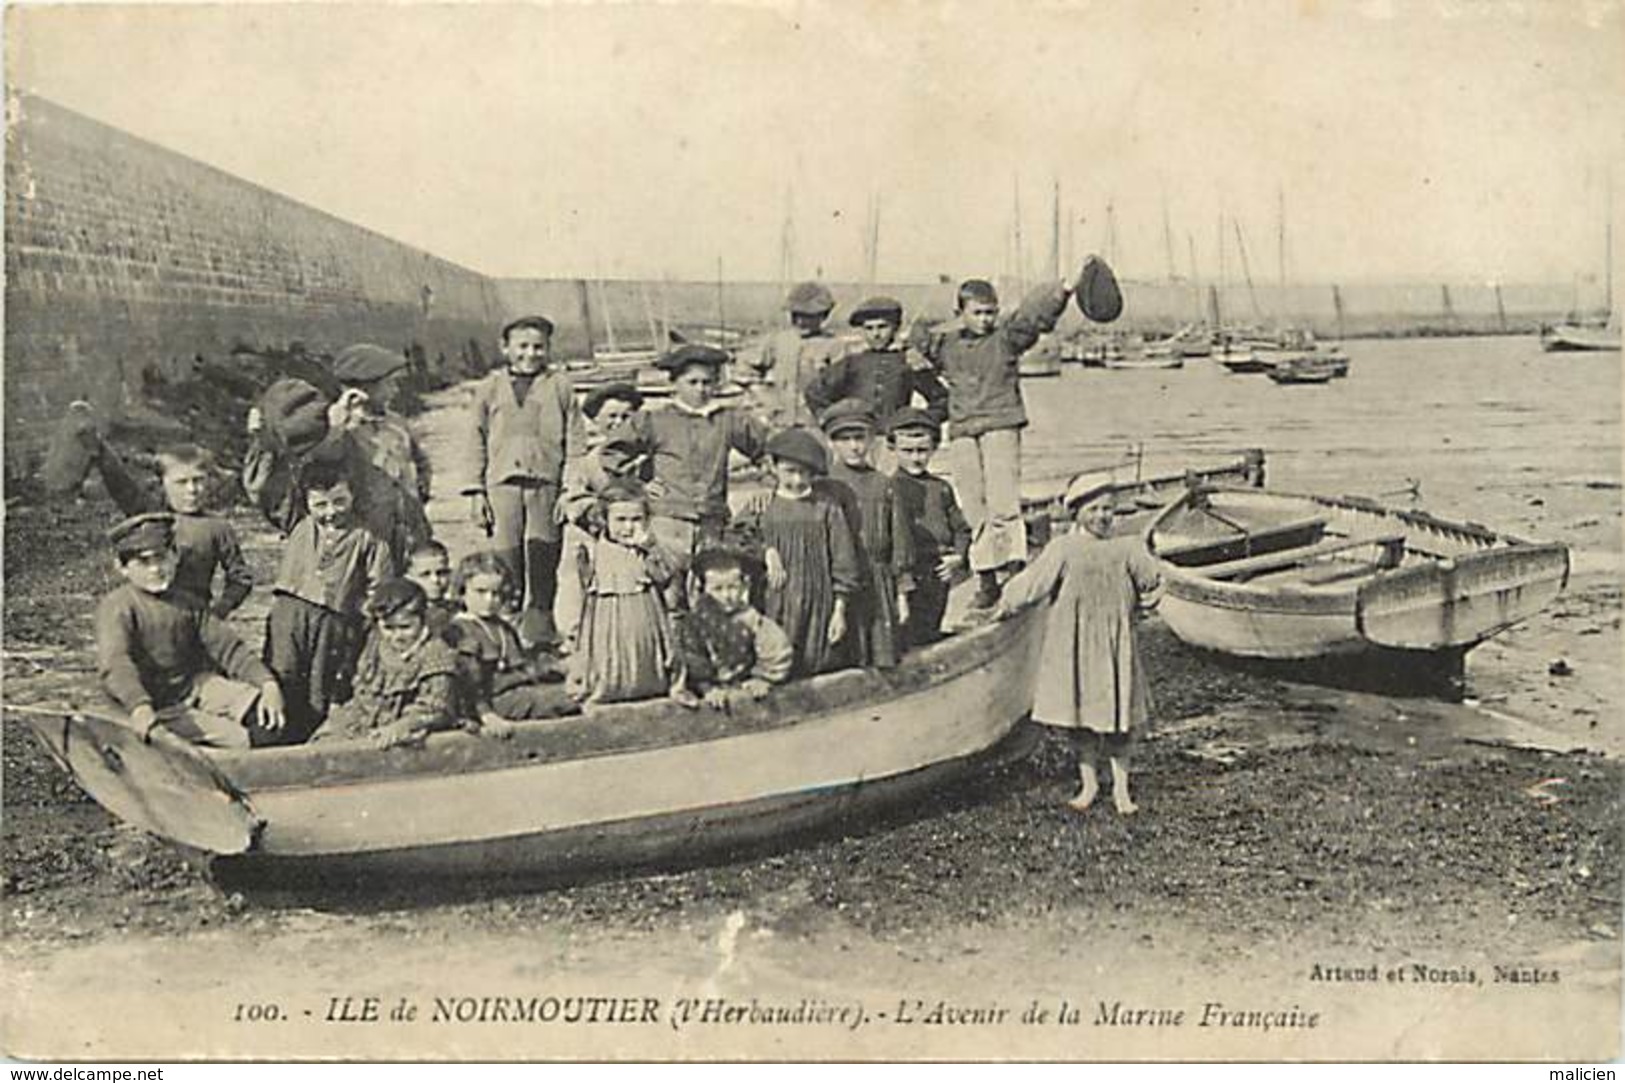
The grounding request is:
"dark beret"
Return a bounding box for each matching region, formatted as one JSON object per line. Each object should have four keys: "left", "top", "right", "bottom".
{"left": 332, "top": 343, "right": 408, "bottom": 385}
{"left": 765, "top": 427, "right": 829, "bottom": 475}
{"left": 257, "top": 378, "right": 331, "bottom": 456}
{"left": 785, "top": 281, "right": 836, "bottom": 316}
{"left": 1073, "top": 255, "right": 1124, "bottom": 323}
{"left": 582, "top": 382, "right": 645, "bottom": 418}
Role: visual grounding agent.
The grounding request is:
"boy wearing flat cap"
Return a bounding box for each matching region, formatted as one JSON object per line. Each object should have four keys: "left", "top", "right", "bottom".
{"left": 600, "top": 345, "right": 770, "bottom": 587}
{"left": 887, "top": 407, "right": 971, "bottom": 648}
{"left": 806, "top": 297, "right": 948, "bottom": 471}
{"left": 747, "top": 281, "right": 854, "bottom": 430}
{"left": 466, "top": 315, "right": 587, "bottom": 649}
{"left": 95, "top": 513, "right": 287, "bottom": 748}
{"left": 909, "top": 263, "right": 1096, "bottom": 609}
{"left": 329, "top": 342, "right": 434, "bottom": 514}
{"left": 820, "top": 398, "right": 913, "bottom": 669}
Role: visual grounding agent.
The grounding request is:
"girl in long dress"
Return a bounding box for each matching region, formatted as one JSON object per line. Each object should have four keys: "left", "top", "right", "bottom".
{"left": 753, "top": 429, "right": 862, "bottom": 677}
{"left": 997, "top": 477, "right": 1161, "bottom": 815}
{"left": 570, "top": 480, "right": 681, "bottom": 703}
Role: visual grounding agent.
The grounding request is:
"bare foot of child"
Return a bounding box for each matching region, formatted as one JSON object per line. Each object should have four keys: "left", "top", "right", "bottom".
{"left": 1110, "top": 758, "right": 1138, "bottom": 816}
{"left": 1065, "top": 763, "right": 1099, "bottom": 813}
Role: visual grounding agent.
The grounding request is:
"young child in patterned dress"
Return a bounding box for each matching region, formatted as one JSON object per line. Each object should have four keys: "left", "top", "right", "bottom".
{"left": 675, "top": 548, "right": 793, "bottom": 709}
{"left": 445, "top": 552, "right": 579, "bottom": 729}
{"left": 317, "top": 578, "right": 462, "bottom": 749}
{"left": 569, "top": 480, "right": 681, "bottom": 704}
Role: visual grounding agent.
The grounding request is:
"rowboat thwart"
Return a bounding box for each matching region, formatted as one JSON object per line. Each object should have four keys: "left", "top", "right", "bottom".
{"left": 22, "top": 608, "right": 1046, "bottom": 883}
{"left": 1146, "top": 486, "right": 1569, "bottom": 663}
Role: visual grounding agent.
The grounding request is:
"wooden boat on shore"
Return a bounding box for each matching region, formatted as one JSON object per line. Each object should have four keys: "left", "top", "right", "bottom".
{"left": 20, "top": 608, "right": 1046, "bottom": 884}
{"left": 1145, "top": 486, "right": 1570, "bottom": 665}
{"left": 1016, "top": 448, "right": 1266, "bottom": 539}
{"left": 1018, "top": 352, "right": 1064, "bottom": 378}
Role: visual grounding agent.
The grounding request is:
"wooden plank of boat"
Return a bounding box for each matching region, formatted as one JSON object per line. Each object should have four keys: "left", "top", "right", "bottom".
{"left": 23, "top": 608, "right": 1045, "bottom": 880}
{"left": 14, "top": 706, "right": 259, "bottom": 853}
{"left": 1146, "top": 485, "right": 1570, "bottom": 661}
{"left": 1355, "top": 543, "right": 1571, "bottom": 650}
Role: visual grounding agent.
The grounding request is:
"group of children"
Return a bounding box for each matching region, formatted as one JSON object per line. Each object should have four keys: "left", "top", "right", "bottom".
{"left": 86, "top": 258, "right": 1157, "bottom": 815}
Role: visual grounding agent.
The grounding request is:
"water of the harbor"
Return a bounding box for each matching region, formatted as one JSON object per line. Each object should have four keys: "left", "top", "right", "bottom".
{"left": 1020, "top": 335, "right": 1621, "bottom": 560}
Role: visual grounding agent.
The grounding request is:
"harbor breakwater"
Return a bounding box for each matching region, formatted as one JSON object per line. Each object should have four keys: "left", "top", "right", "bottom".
{"left": 2, "top": 91, "right": 1595, "bottom": 468}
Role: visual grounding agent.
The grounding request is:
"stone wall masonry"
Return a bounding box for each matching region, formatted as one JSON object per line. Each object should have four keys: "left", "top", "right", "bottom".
{"left": 4, "top": 93, "right": 504, "bottom": 466}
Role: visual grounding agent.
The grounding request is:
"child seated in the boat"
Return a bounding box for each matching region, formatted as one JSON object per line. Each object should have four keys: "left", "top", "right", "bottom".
{"left": 404, "top": 539, "right": 457, "bottom": 638}
{"left": 569, "top": 480, "right": 683, "bottom": 704}
{"left": 445, "top": 552, "right": 579, "bottom": 728}
{"left": 95, "top": 512, "right": 287, "bottom": 748}
{"left": 751, "top": 428, "right": 861, "bottom": 677}
{"left": 675, "top": 548, "right": 793, "bottom": 709}
{"left": 263, "top": 457, "right": 393, "bottom": 744}
{"left": 317, "top": 578, "right": 462, "bottom": 749}
{"left": 887, "top": 407, "right": 970, "bottom": 648}
{"left": 995, "top": 475, "right": 1161, "bottom": 816}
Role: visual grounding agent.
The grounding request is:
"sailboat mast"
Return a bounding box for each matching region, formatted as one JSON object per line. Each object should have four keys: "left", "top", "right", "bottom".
{"left": 1277, "top": 185, "right": 1287, "bottom": 294}
{"left": 1162, "top": 195, "right": 1177, "bottom": 282}
{"left": 1050, "top": 179, "right": 1061, "bottom": 281}
{"left": 1012, "top": 174, "right": 1026, "bottom": 289}
{"left": 1232, "top": 218, "right": 1263, "bottom": 321}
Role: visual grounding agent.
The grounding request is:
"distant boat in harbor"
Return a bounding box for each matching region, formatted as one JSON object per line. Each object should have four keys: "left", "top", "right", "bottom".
{"left": 1268, "top": 354, "right": 1340, "bottom": 384}
{"left": 1539, "top": 320, "right": 1621, "bottom": 353}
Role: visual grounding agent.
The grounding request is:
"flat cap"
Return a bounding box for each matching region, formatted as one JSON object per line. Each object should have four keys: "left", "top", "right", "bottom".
{"left": 766, "top": 428, "right": 828, "bottom": 475}
{"left": 655, "top": 343, "right": 731, "bottom": 373}
{"left": 582, "top": 382, "right": 645, "bottom": 418}
{"left": 108, "top": 512, "right": 176, "bottom": 557}
{"left": 819, "top": 397, "right": 878, "bottom": 437}
{"left": 785, "top": 281, "right": 836, "bottom": 316}
{"left": 502, "top": 315, "right": 555, "bottom": 340}
{"left": 366, "top": 577, "right": 428, "bottom": 621}
{"left": 332, "top": 343, "right": 408, "bottom": 385}
{"left": 886, "top": 406, "right": 940, "bottom": 437}
{"left": 848, "top": 296, "right": 903, "bottom": 327}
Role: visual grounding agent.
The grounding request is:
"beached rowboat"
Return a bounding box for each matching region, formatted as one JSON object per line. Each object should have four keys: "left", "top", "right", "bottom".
{"left": 20, "top": 607, "right": 1045, "bottom": 884}
{"left": 1145, "top": 485, "right": 1569, "bottom": 662}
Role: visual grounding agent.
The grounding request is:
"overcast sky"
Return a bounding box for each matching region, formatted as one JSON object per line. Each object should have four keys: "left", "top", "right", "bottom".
{"left": 8, "top": 2, "right": 1624, "bottom": 287}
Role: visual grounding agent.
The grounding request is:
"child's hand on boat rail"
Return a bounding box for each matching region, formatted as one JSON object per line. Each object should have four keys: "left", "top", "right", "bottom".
{"left": 130, "top": 704, "right": 160, "bottom": 743}
{"left": 256, "top": 681, "right": 287, "bottom": 733}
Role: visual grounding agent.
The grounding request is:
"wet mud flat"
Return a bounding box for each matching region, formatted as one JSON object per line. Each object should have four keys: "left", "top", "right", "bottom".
{"left": 3, "top": 495, "right": 1618, "bottom": 965}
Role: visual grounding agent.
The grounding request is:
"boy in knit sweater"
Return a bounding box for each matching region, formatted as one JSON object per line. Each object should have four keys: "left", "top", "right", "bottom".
{"left": 95, "top": 513, "right": 285, "bottom": 748}
{"left": 909, "top": 276, "right": 1073, "bottom": 608}
{"left": 465, "top": 315, "right": 587, "bottom": 649}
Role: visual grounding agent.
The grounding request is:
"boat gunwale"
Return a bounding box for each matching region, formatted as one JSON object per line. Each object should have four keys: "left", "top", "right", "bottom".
{"left": 209, "top": 606, "right": 1044, "bottom": 792}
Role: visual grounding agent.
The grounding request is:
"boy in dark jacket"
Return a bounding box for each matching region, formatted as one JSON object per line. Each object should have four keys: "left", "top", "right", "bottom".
{"left": 886, "top": 407, "right": 971, "bottom": 648}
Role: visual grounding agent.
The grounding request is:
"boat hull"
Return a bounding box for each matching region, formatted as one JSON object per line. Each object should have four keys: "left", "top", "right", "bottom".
{"left": 1148, "top": 488, "right": 1569, "bottom": 661}
{"left": 1540, "top": 325, "right": 1622, "bottom": 352}
{"left": 31, "top": 608, "right": 1046, "bottom": 882}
